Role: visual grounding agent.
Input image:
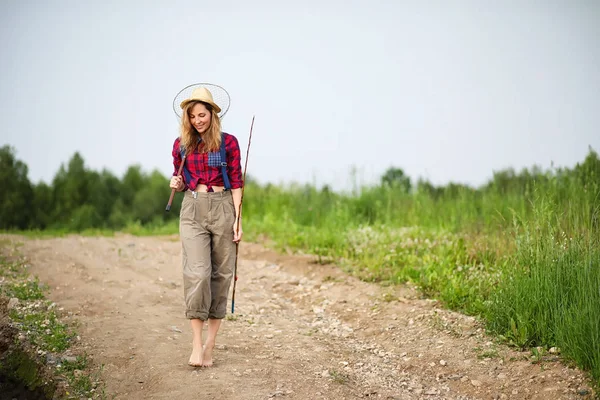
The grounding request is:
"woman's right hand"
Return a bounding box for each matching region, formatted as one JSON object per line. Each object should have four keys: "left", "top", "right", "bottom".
{"left": 170, "top": 176, "right": 184, "bottom": 191}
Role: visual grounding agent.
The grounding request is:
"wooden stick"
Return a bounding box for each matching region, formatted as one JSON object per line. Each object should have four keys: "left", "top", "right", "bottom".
{"left": 231, "top": 115, "right": 255, "bottom": 313}
{"left": 165, "top": 154, "right": 186, "bottom": 212}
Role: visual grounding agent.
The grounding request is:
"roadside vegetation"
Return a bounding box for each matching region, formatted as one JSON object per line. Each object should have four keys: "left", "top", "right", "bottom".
{"left": 0, "top": 239, "right": 107, "bottom": 399}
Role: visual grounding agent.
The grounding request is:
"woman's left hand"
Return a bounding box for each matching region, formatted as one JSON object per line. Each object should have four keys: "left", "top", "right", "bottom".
{"left": 233, "top": 218, "right": 243, "bottom": 243}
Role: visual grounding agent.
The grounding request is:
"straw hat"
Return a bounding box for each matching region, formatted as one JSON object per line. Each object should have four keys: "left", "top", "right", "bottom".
{"left": 180, "top": 87, "right": 221, "bottom": 113}
{"left": 173, "top": 83, "right": 231, "bottom": 120}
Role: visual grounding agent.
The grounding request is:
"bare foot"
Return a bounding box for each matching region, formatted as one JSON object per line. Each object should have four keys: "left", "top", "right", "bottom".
{"left": 202, "top": 341, "right": 215, "bottom": 367}
{"left": 188, "top": 343, "right": 202, "bottom": 367}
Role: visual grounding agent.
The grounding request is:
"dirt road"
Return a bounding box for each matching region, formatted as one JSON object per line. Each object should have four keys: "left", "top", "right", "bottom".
{"left": 6, "top": 234, "right": 594, "bottom": 399}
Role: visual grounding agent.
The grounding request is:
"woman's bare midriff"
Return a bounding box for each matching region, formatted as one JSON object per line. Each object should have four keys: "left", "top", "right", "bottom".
{"left": 192, "top": 184, "right": 225, "bottom": 193}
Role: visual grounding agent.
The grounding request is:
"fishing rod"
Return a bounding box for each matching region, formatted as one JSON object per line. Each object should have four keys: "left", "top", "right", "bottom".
{"left": 231, "top": 115, "right": 255, "bottom": 313}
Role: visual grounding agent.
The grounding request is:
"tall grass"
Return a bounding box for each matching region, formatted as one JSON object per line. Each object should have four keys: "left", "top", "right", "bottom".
{"left": 242, "top": 149, "right": 600, "bottom": 385}
{"left": 487, "top": 173, "right": 600, "bottom": 381}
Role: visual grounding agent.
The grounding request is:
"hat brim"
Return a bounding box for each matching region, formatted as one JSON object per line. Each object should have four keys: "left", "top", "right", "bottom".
{"left": 173, "top": 83, "right": 230, "bottom": 120}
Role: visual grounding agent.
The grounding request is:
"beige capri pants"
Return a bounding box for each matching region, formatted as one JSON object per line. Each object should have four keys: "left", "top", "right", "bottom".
{"left": 179, "top": 190, "right": 236, "bottom": 320}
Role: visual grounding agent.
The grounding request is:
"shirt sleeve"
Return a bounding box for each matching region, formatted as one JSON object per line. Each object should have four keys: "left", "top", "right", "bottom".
{"left": 226, "top": 134, "right": 243, "bottom": 189}
{"left": 172, "top": 137, "right": 189, "bottom": 190}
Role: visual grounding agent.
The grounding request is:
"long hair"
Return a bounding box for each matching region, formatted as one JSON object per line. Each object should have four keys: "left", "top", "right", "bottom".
{"left": 180, "top": 101, "right": 222, "bottom": 155}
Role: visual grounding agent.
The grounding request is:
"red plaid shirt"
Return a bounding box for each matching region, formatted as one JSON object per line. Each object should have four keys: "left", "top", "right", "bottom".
{"left": 172, "top": 132, "right": 243, "bottom": 191}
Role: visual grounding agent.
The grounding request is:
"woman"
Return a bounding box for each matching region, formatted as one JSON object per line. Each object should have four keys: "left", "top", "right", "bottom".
{"left": 169, "top": 86, "right": 243, "bottom": 367}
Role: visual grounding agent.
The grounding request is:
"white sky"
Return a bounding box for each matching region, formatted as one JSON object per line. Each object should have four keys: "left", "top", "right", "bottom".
{"left": 1, "top": 0, "right": 599, "bottom": 191}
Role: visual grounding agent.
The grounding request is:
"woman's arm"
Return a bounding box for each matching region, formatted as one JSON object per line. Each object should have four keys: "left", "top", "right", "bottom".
{"left": 226, "top": 134, "right": 244, "bottom": 242}
{"left": 231, "top": 187, "right": 243, "bottom": 242}
{"left": 172, "top": 137, "right": 188, "bottom": 191}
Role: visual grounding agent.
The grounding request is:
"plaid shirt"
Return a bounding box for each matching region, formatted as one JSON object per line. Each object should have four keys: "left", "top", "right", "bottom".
{"left": 172, "top": 132, "right": 243, "bottom": 191}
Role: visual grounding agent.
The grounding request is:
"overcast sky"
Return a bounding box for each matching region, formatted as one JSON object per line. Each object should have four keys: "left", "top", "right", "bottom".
{"left": 1, "top": 0, "right": 599, "bottom": 191}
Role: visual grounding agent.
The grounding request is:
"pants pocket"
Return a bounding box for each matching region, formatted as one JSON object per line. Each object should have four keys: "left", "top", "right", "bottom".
{"left": 179, "top": 197, "right": 197, "bottom": 239}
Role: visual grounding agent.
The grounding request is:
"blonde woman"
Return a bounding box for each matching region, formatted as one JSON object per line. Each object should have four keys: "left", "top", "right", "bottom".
{"left": 169, "top": 86, "right": 243, "bottom": 367}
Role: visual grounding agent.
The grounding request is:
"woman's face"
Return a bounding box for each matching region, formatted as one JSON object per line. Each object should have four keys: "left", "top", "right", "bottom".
{"left": 189, "top": 102, "right": 212, "bottom": 134}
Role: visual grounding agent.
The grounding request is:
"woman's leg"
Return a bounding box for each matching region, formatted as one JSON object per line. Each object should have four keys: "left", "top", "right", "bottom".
{"left": 202, "top": 318, "right": 221, "bottom": 367}
{"left": 189, "top": 318, "right": 204, "bottom": 366}
{"left": 180, "top": 192, "right": 212, "bottom": 366}
{"left": 202, "top": 193, "right": 237, "bottom": 366}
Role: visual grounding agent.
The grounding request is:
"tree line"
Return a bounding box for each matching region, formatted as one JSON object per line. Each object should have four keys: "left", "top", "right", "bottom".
{"left": 1, "top": 144, "right": 599, "bottom": 232}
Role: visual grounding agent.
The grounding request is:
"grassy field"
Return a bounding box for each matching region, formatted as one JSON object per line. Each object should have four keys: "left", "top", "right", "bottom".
{"left": 238, "top": 155, "right": 600, "bottom": 386}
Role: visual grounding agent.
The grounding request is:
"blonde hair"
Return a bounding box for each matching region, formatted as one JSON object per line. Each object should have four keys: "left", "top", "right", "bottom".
{"left": 180, "top": 101, "right": 222, "bottom": 155}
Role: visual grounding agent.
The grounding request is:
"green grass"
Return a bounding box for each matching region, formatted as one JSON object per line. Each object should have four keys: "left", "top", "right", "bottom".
{"left": 58, "top": 355, "right": 101, "bottom": 397}
{"left": 486, "top": 207, "right": 600, "bottom": 381}
{"left": 2, "top": 219, "right": 179, "bottom": 239}
{"left": 121, "top": 219, "right": 179, "bottom": 236}
{"left": 3, "top": 278, "right": 47, "bottom": 301}
{"left": 475, "top": 347, "right": 500, "bottom": 360}
{"left": 245, "top": 207, "right": 506, "bottom": 316}
{"left": 238, "top": 152, "right": 600, "bottom": 388}
{"left": 8, "top": 307, "right": 75, "bottom": 353}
